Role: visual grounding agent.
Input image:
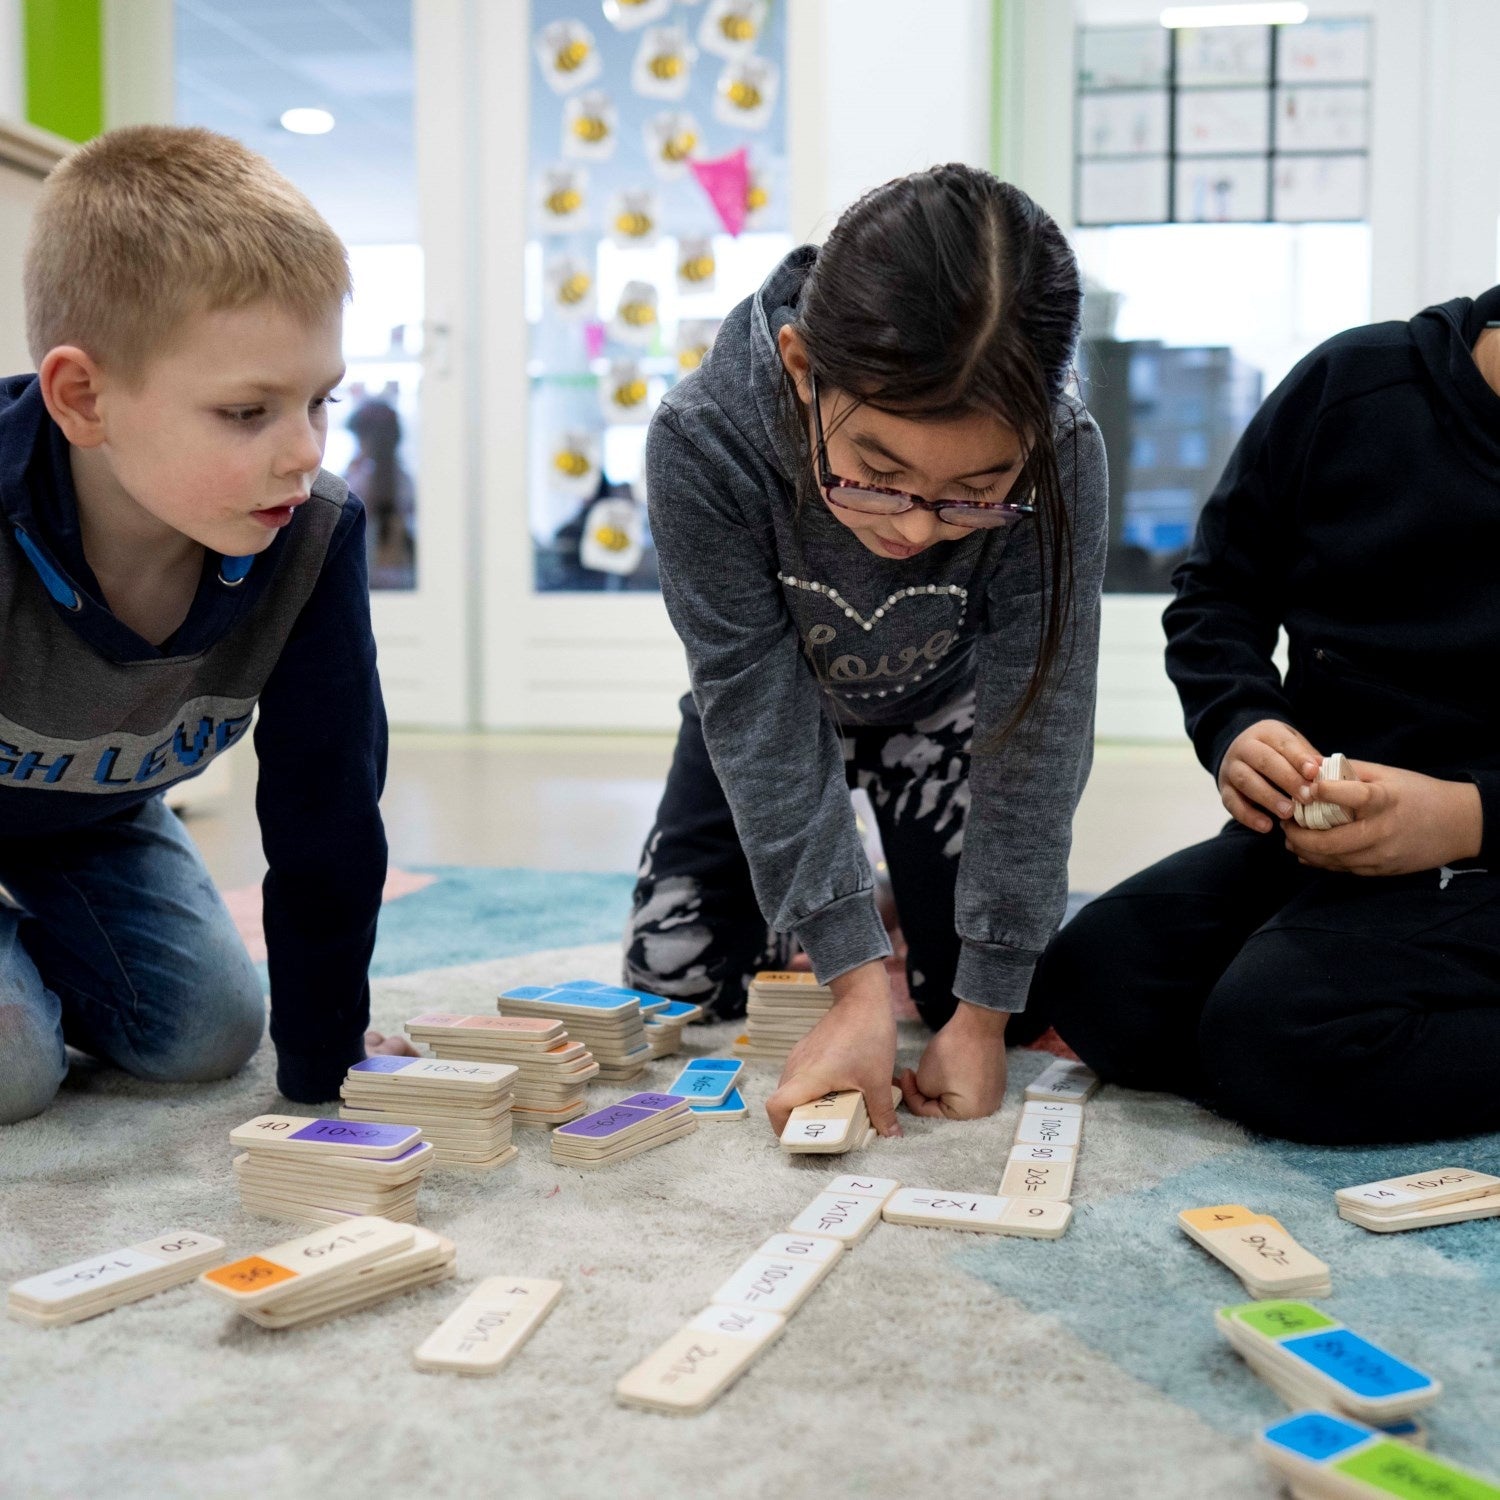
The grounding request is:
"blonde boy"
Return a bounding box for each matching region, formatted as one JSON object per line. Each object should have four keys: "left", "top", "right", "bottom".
{"left": 0, "top": 125, "right": 412, "bottom": 1124}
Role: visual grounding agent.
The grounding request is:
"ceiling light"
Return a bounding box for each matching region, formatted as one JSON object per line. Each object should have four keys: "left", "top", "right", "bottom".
{"left": 279, "top": 107, "right": 335, "bottom": 135}
{"left": 1161, "top": 3, "right": 1308, "bottom": 25}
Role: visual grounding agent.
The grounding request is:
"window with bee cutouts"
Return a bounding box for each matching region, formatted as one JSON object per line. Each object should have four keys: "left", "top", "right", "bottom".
{"left": 529, "top": 0, "right": 791, "bottom": 592}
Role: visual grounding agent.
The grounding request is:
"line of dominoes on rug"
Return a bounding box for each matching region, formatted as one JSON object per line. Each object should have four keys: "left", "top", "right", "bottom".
{"left": 1334, "top": 1166, "right": 1500, "bottom": 1233}
{"left": 615, "top": 1304, "right": 789, "bottom": 1415}
{"left": 1179, "top": 1205, "right": 1331, "bottom": 1299}
{"left": 414, "top": 1276, "right": 563, "bottom": 1375}
{"left": 499, "top": 983, "right": 654, "bottom": 1083}
{"left": 549, "top": 1091, "right": 698, "bottom": 1169}
{"left": 997, "top": 1098, "right": 1084, "bottom": 1201}
{"left": 7, "top": 1230, "right": 227, "bottom": 1328}
{"left": 406, "top": 1012, "right": 598, "bottom": 1126}
{"left": 199, "top": 1216, "right": 455, "bottom": 1330}
{"left": 882, "top": 1189, "right": 1072, "bottom": 1238}
{"left": 787, "top": 1174, "right": 901, "bottom": 1245}
{"left": 229, "top": 1114, "right": 434, "bottom": 1227}
{"left": 779, "top": 1085, "right": 901, "bottom": 1155}
{"left": 1217, "top": 1301, "right": 1442, "bottom": 1426}
{"left": 1023, "top": 1057, "right": 1100, "bottom": 1104}
{"left": 734, "top": 970, "right": 835, "bottom": 1064}
{"left": 1258, "top": 1412, "right": 1500, "bottom": 1500}
{"left": 616, "top": 1230, "right": 845, "bottom": 1416}
{"left": 339, "top": 1056, "right": 519, "bottom": 1171}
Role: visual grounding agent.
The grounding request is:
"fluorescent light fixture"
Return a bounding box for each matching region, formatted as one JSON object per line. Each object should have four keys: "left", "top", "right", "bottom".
{"left": 1161, "top": 3, "right": 1308, "bottom": 25}
{"left": 279, "top": 107, "right": 335, "bottom": 135}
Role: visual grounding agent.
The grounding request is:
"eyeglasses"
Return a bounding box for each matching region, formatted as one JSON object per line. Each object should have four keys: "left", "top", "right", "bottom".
{"left": 810, "top": 375, "right": 1034, "bottom": 531}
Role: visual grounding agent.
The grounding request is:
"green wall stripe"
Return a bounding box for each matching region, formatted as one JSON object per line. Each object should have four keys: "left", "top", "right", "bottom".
{"left": 25, "top": 0, "right": 104, "bottom": 143}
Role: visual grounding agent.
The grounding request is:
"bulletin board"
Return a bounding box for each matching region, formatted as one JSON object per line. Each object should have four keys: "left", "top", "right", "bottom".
{"left": 1075, "top": 17, "right": 1371, "bottom": 227}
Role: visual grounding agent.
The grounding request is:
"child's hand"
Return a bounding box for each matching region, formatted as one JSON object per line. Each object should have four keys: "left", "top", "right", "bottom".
{"left": 898, "top": 1002, "right": 1009, "bottom": 1119}
{"left": 1282, "top": 762, "right": 1483, "bottom": 877}
{"left": 1219, "top": 719, "right": 1324, "bottom": 832}
{"left": 364, "top": 1028, "right": 419, "bottom": 1058}
{"left": 765, "top": 961, "right": 900, "bottom": 1139}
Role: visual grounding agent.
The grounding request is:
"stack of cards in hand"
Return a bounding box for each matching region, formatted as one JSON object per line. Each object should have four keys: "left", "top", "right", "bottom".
{"left": 340, "top": 1056, "right": 519, "bottom": 1170}
{"left": 500, "top": 983, "right": 652, "bottom": 1083}
{"left": 406, "top": 1012, "right": 598, "bottom": 1126}
{"left": 735, "top": 970, "right": 833, "bottom": 1063}
{"left": 1335, "top": 1166, "right": 1500, "bottom": 1232}
{"left": 780, "top": 1086, "right": 897, "bottom": 1155}
{"left": 1293, "top": 751, "right": 1355, "bottom": 831}
{"left": 8, "top": 1230, "right": 226, "bottom": 1327}
{"left": 551, "top": 1091, "right": 697, "bottom": 1169}
{"left": 230, "top": 1114, "right": 432, "bottom": 1226}
{"left": 1259, "top": 1412, "right": 1499, "bottom": 1500}
{"left": 200, "top": 1216, "right": 454, "bottom": 1330}
{"left": 1217, "top": 1301, "right": 1440, "bottom": 1427}
{"left": 1179, "top": 1204, "right": 1331, "bottom": 1299}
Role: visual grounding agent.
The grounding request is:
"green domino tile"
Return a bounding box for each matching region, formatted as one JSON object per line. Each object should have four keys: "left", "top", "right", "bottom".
{"left": 1227, "top": 1301, "right": 1338, "bottom": 1339}
{"left": 1335, "top": 1440, "right": 1500, "bottom": 1500}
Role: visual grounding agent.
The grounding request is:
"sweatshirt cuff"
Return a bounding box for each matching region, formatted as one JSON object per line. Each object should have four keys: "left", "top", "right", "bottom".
{"left": 1456, "top": 769, "right": 1500, "bottom": 866}
{"left": 794, "top": 890, "right": 893, "bottom": 987}
{"left": 953, "top": 940, "right": 1042, "bottom": 1013}
{"left": 275, "top": 1034, "right": 368, "bottom": 1105}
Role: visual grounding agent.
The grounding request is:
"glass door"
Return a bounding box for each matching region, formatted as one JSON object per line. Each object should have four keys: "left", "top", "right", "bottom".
{"left": 174, "top": 0, "right": 473, "bottom": 726}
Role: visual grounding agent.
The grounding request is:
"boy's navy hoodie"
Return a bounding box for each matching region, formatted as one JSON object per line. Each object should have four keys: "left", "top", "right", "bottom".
{"left": 0, "top": 374, "right": 387, "bottom": 1101}
{"left": 1165, "top": 285, "right": 1500, "bottom": 859}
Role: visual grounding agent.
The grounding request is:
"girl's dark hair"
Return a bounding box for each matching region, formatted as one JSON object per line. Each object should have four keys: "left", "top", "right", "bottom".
{"left": 785, "top": 164, "right": 1083, "bottom": 744}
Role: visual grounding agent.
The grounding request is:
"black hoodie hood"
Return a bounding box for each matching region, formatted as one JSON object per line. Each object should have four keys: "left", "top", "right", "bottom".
{"left": 1409, "top": 284, "right": 1500, "bottom": 482}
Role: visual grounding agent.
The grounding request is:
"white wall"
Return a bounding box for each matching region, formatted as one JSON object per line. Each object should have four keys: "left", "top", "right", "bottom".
{"left": 790, "top": 0, "right": 995, "bottom": 242}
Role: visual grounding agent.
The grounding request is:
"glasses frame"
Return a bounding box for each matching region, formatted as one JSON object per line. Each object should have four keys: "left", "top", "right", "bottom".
{"left": 809, "top": 375, "right": 1035, "bottom": 531}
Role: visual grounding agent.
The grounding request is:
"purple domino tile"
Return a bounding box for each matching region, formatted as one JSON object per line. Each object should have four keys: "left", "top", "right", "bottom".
{"left": 615, "top": 1092, "right": 686, "bottom": 1113}
{"left": 288, "top": 1119, "right": 418, "bottom": 1148}
{"left": 554, "top": 1105, "right": 657, "bottom": 1140}
{"left": 349, "top": 1056, "right": 415, "bottom": 1075}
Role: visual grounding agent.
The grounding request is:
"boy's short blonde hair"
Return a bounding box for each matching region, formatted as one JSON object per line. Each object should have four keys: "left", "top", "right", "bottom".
{"left": 24, "top": 124, "right": 351, "bottom": 380}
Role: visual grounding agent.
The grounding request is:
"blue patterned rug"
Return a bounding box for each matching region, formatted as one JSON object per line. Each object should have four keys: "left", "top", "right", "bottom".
{"left": 365, "top": 869, "right": 1500, "bottom": 1471}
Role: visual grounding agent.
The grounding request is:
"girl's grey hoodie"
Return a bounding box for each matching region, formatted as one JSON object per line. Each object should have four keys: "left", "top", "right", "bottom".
{"left": 646, "top": 247, "right": 1109, "bottom": 1013}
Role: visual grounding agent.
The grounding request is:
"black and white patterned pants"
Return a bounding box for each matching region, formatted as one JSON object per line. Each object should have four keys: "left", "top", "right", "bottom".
{"left": 623, "top": 690, "right": 974, "bottom": 1025}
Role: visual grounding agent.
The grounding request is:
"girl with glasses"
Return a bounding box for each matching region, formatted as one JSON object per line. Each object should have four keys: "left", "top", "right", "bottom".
{"left": 624, "top": 165, "right": 1108, "bottom": 1138}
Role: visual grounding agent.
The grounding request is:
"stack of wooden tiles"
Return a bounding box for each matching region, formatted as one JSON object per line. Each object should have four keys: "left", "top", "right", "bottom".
{"left": 1334, "top": 1166, "right": 1500, "bottom": 1233}
{"left": 550, "top": 1092, "right": 698, "bottom": 1170}
{"left": 229, "top": 1115, "right": 433, "bottom": 1226}
{"left": 406, "top": 1012, "right": 598, "bottom": 1126}
{"left": 735, "top": 971, "right": 834, "bottom": 1063}
{"left": 499, "top": 984, "right": 652, "bottom": 1083}
{"left": 199, "top": 1216, "right": 455, "bottom": 1330}
{"left": 339, "top": 1055, "right": 519, "bottom": 1169}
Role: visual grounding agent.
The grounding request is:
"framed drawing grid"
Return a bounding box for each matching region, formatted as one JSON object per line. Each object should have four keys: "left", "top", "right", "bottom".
{"left": 1075, "top": 17, "right": 1371, "bottom": 227}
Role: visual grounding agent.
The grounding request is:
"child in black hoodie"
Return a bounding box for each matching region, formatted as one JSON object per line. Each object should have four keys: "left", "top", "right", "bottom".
{"left": 1032, "top": 286, "right": 1500, "bottom": 1145}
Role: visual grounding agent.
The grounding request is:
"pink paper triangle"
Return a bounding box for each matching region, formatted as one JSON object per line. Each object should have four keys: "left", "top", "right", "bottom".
{"left": 690, "top": 147, "right": 750, "bottom": 238}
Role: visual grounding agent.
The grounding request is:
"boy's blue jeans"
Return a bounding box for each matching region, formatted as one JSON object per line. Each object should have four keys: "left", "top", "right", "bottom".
{"left": 0, "top": 795, "right": 264, "bottom": 1124}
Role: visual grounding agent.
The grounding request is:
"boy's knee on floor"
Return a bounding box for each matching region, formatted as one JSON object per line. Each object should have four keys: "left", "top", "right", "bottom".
{"left": 131, "top": 972, "right": 265, "bottom": 1084}
{"left": 0, "top": 1003, "right": 67, "bottom": 1123}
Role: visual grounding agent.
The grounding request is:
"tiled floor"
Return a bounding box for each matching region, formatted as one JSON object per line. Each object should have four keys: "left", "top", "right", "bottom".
{"left": 184, "top": 732, "right": 1229, "bottom": 896}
